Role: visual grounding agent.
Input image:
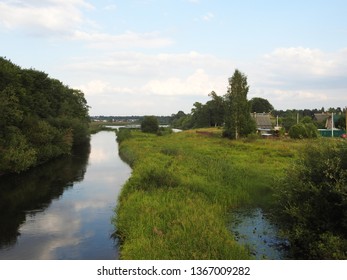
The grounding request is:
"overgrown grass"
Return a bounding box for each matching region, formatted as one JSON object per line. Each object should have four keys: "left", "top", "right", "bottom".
{"left": 114, "top": 129, "right": 304, "bottom": 259}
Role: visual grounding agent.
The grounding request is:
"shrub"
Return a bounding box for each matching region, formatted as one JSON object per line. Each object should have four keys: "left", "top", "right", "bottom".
{"left": 288, "top": 123, "right": 318, "bottom": 139}
{"left": 157, "top": 127, "right": 173, "bottom": 136}
{"left": 141, "top": 116, "right": 159, "bottom": 133}
{"left": 274, "top": 140, "right": 347, "bottom": 259}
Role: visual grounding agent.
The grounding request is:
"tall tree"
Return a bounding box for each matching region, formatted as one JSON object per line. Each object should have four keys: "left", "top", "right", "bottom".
{"left": 141, "top": 116, "right": 159, "bottom": 133}
{"left": 191, "top": 102, "right": 210, "bottom": 128}
{"left": 223, "top": 69, "right": 255, "bottom": 139}
{"left": 0, "top": 57, "right": 90, "bottom": 174}
{"left": 249, "top": 97, "right": 274, "bottom": 113}
{"left": 207, "top": 91, "right": 225, "bottom": 127}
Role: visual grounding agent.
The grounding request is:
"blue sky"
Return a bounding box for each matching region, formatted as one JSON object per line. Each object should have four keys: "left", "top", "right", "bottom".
{"left": 1, "top": 0, "right": 347, "bottom": 115}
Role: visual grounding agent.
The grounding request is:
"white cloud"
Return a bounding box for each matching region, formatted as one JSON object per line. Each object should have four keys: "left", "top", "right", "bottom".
{"left": 202, "top": 12, "right": 215, "bottom": 21}
{"left": 79, "top": 79, "right": 136, "bottom": 98}
{"left": 70, "top": 51, "right": 231, "bottom": 97}
{"left": 71, "top": 30, "right": 173, "bottom": 49}
{"left": 143, "top": 69, "right": 218, "bottom": 96}
{"left": 68, "top": 51, "right": 230, "bottom": 78}
{"left": 0, "top": 0, "right": 93, "bottom": 35}
{"left": 79, "top": 80, "right": 110, "bottom": 96}
{"left": 262, "top": 47, "right": 338, "bottom": 77}
{"left": 246, "top": 47, "right": 347, "bottom": 109}
{"left": 67, "top": 51, "right": 232, "bottom": 115}
{"left": 0, "top": 1, "right": 173, "bottom": 50}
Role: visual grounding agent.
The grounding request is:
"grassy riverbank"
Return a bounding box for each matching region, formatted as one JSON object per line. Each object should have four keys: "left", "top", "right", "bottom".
{"left": 114, "top": 129, "right": 303, "bottom": 259}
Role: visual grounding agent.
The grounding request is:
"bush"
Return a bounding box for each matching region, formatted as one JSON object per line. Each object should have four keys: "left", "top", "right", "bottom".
{"left": 274, "top": 140, "right": 347, "bottom": 259}
{"left": 141, "top": 116, "right": 159, "bottom": 133}
{"left": 157, "top": 126, "right": 173, "bottom": 136}
{"left": 288, "top": 123, "right": 318, "bottom": 139}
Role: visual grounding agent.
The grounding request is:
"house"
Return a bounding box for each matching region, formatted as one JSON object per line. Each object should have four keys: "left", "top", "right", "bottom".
{"left": 325, "top": 114, "right": 344, "bottom": 130}
{"left": 314, "top": 113, "right": 342, "bottom": 129}
{"left": 251, "top": 113, "right": 273, "bottom": 136}
{"left": 314, "top": 113, "right": 330, "bottom": 128}
{"left": 315, "top": 112, "right": 346, "bottom": 137}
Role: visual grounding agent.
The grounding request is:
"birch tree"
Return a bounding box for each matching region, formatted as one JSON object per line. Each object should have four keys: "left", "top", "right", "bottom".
{"left": 223, "top": 69, "right": 255, "bottom": 139}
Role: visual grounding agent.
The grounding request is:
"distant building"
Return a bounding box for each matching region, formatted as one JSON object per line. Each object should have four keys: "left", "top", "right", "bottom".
{"left": 314, "top": 113, "right": 330, "bottom": 128}
{"left": 315, "top": 112, "right": 346, "bottom": 137}
{"left": 314, "top": 113, "right": 342, "bottom": 129}
{"left": 251, "top": 113, "right": 273, "bottom": 136}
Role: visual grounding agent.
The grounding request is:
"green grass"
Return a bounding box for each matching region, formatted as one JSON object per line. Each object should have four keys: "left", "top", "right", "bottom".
{"left": 114, "top": 129, "right": 304, "bottom": 259}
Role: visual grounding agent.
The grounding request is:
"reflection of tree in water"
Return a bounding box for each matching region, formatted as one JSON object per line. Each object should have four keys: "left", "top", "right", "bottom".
{"left": 0, "top": 142, "right": 90, "bottom": 249}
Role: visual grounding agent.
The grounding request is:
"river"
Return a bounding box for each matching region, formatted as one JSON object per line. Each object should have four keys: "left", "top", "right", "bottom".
{"left": 0, "top": 131, "right": 131, "bottom": 260}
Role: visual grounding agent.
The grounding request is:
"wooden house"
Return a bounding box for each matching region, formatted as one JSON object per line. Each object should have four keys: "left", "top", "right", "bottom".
{"left": 251, "top": 113, "right": 273, "bottom": 136}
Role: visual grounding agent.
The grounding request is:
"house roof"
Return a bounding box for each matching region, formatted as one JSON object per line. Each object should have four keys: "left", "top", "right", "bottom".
{"left": 251, "top": 113, "right": 272, "bottom": 129}
{"left": 314, "top": 113, "right": 329, "bottom": 123}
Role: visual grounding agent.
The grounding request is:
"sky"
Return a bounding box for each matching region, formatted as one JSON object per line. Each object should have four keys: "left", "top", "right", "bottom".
{"left": 1, "top": 0, "right": 347, "bottom": 116}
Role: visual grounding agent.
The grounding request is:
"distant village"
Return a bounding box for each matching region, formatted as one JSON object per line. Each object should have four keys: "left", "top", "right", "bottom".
{"left": 252, "top": 111, "right": 347, "bottom": 138}
{"left": 91, "top": 111, "right": 347, "bottom": 137}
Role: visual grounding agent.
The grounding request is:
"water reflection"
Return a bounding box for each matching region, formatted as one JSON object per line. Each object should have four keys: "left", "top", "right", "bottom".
{"left": 0, "top": 144, "right": 90, "bottom": 250}
{"left": 229, "top": 208, "right": 290, "bottom": 260}
{"left": 0, "top": 131, "right": 131, "bottom": 259}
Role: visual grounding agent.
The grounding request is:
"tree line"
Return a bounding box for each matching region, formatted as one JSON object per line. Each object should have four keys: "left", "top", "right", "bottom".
{"left": 170, "top": 70, "right": 258, "bottom": 138}
{"left": 170, "top": 69, "right": 346, "bottom": 138}
{"left": 0, "top": 57, "right": 90, "bottom": 174}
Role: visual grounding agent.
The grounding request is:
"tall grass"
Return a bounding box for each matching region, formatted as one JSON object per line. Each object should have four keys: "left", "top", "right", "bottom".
{"left": 114, "top": 129, "right": 303, "bottom": 259}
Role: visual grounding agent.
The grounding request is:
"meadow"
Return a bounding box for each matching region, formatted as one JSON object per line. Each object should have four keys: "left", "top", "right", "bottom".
{"left": 114, "top": 128, "right": 304, "bottom": 259}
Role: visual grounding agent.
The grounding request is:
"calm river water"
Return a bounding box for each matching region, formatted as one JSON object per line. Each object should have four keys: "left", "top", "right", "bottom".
{"left": 0, "top": 131, "right": 131, "bottom": 260}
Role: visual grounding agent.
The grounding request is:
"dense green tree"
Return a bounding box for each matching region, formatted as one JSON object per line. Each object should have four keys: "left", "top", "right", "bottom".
{"left": 274, "top": 140, "right": 347, "bottom": 259}
{"left": 223, "top": 69, "right": 255, "bottom": 139}
{"left": 170, "top": 111, "right": 187, "bottom": 128}
{"left": 206, "top": 91, "right": 225, "bottom": 127}
{"left": 190, "top": 102, "right": 210, "bottom": 128}
{"left": 249, "top": 97, "right": 274, "bottom": 113}
{"left": 170, "top": 91, "right": 225, "bottom": 129}
{"left": 288, "top": 123, "right": 318, "bottom": 139}
{"left": 0, "top": 86, "right": 23, "bottom": 129}
{"left": 0, "top": 57, "right": 90, "bottom": 174}
{"left": 336, "top": 115, "right": 346, "bottom": 130}
{"left": 141, "top": 116, "right": 159, "bottom": 133}
{"left": 300, "top": 116, "right": 314, "bottom": 124}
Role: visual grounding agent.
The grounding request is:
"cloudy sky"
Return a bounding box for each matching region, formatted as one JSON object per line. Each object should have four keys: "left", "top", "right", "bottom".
{"left": 1, "top": 0, "right": 347, "bottom": 116}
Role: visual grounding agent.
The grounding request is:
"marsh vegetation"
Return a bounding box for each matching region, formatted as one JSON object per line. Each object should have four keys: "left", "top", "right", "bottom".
{"left": 115, "top": 128, "right": 304, "bottom": 259}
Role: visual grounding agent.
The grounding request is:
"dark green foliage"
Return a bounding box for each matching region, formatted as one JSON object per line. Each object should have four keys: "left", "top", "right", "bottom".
{"left": 288, "top": 123, "right": 319, "bottom": 139}
{"left": 0, "top": 57, "right": 90, "bottom": 174}
{"left": 156, "top": 126, "right": 173, "bottom": 136}
{"left": 336, "top": 115, "right": 346, "bottom": 130}
{"left": 274, "top": 140, "right": 347, "bottom": 259}
{"left": 116, "top": 128, "right": 133, "bottom": 143}
{"left": 223, "top": 69, "right": 256, "bottom": 139}
{"left": 190, "top": 102, "right": 210, "bottom": 128}
{"left": 207, "top": 91, "right": 225, "bottom": 127}
{"left": 189, "top": 92, "right": 225, "bottom": 128}
{"left": 249, "top": 97, "right": 274, "bottom": 113}
{"left": 171, "top": 91, "right": 225, "bottom": 130}
{"left": 141, "top": 116, "right": 159, "bottom": 133}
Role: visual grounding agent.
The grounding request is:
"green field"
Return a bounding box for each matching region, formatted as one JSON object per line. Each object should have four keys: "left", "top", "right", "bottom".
{"left": 114, "top": 129, "right": 304, "bottom": 259}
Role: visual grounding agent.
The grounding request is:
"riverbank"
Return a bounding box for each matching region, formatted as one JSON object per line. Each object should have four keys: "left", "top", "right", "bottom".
{"left": 114, "top": 128, "right": 304, "bottom": 259}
